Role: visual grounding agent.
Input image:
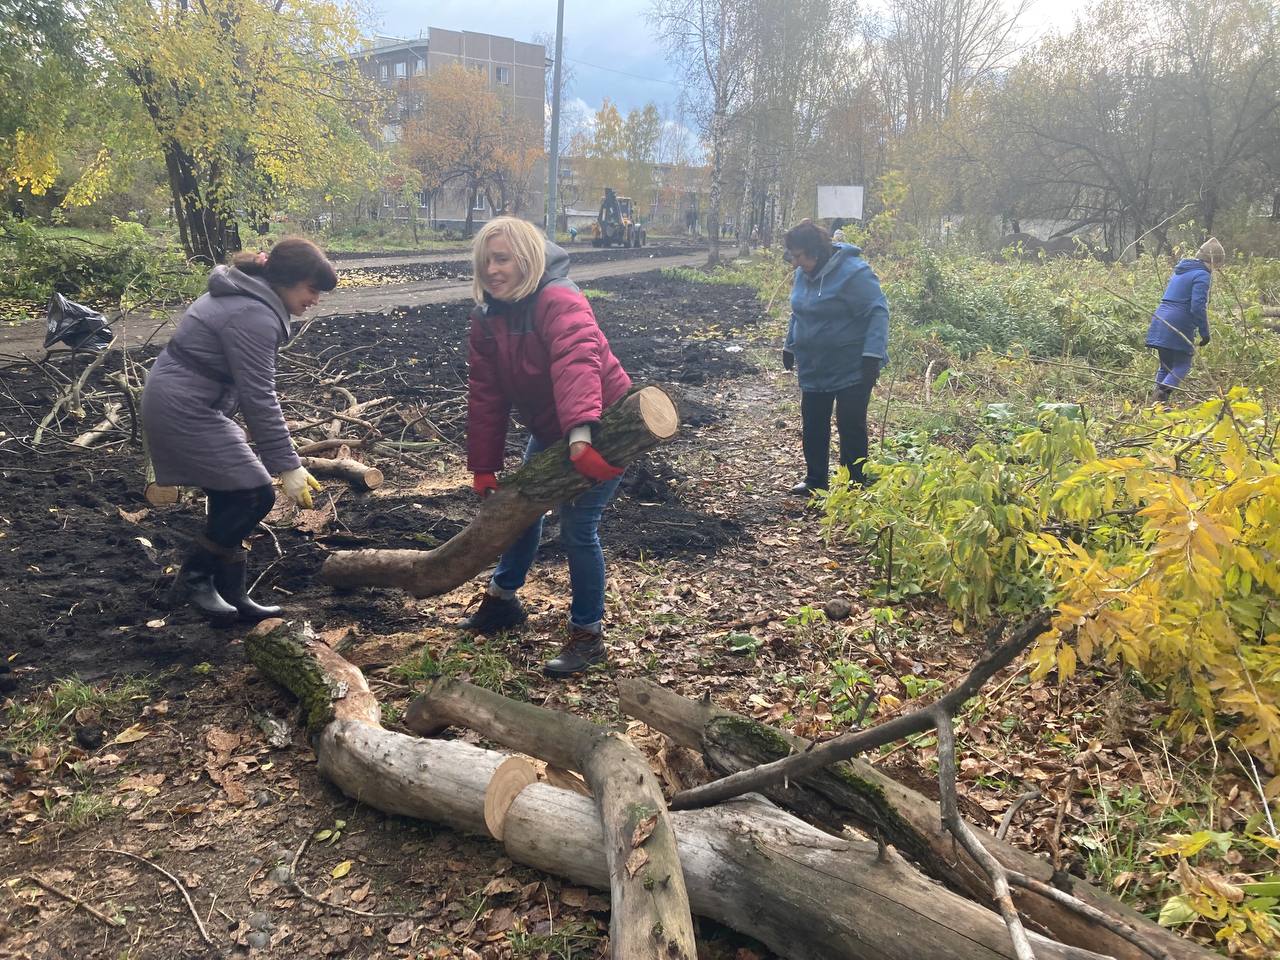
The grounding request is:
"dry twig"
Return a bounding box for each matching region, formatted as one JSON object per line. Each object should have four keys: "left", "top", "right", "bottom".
{"left": 24, "top": 873, "right": 124, "bottom": 929}
{"left": 80, "top": 847, "right": 213, "bottom": 945}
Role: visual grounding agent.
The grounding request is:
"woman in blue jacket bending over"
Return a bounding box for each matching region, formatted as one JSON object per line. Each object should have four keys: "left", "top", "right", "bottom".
{"left": 1145, "top": 238, "right": 1223, "bottom": 403}
{"left": 782, "top": 221, "right": 889, "bottom": 495}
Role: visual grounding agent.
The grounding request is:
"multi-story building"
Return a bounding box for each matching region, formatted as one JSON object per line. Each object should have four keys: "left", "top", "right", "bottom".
{"left": 354, "top": 29, "right": 546, "bottom": 231}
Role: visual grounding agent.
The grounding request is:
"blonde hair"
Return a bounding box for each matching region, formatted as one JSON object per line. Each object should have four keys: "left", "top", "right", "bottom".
{"left": 471, "top": 217, "right": 547, "bottom": 303}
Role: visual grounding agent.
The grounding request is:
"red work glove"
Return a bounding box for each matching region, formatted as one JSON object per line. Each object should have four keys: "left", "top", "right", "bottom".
{"left": 472, "top": 472, "right": 499, "bottom": 497}
{"left": 570, "top": 444, "right": 624, "bottom": 483}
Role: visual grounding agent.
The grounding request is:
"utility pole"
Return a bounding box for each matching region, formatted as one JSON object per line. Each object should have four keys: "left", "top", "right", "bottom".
{"left": 545, "top": 0, "right": 565, "bottom": 236}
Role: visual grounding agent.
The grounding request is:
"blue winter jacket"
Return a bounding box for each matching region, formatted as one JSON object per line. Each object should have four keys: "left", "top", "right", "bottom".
{"left": 784, "top": 243, "right": 890, "bottom": 393}
{"left": 1145, "top": 258, "right": 1211, "bottom": 353}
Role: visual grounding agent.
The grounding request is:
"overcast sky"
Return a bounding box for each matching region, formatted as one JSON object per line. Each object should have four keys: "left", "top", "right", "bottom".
{"left": 370, "top": 0, "right": 1096, "bottom": 119}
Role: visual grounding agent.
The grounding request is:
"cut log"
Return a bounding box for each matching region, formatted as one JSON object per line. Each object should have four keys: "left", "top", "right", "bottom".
{"left": 294, "top": 438, "right": 440, "bottom": 456}
{"left": 406, "top": 680, "right": 696, "bottom": 960}
{"left": 144, "top": 483, "right": 179, "bottom": 506}
{"left": 618, "top": 678, "right": 1215, "bottom": 960}
{"left": 300, "top": 455, "right": 384, "bottom": 490}
{"left": 484, "top": 757, "right": 538, "bottom": 840}
{"left": 319, "top": 385, "right": 679, "bottom": 597}
{"left": 72, "top": 402, "right": 122, "bottom": 447}
{"left": 244, "top": 621, "right": 1110, "bottom": 960}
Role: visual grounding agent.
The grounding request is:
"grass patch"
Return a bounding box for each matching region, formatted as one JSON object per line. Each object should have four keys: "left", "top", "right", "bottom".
{"left": 390, "top": 636, "right": 528, "bottom": 699}
{"left": 579, "top": 288, "right": 612, "bottom": 301}
{"left": 508, "top": 919, "right": 603, "bottom": 958}
{"left": 2, "top": 675, "right": 154, "bottom": 759}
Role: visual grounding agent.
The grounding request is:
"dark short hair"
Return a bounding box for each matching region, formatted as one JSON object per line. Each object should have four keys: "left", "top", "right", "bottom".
{"left": 783, "top": 221, "right": 831, "bottom": 260}
{"left": 231, "top": 237, "right": 338, "bottom": 292}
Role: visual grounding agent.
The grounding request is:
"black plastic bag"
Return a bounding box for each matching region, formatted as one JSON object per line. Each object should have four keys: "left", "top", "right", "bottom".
{"left": 45, "top": 293, "right": 113, "bottom": 352}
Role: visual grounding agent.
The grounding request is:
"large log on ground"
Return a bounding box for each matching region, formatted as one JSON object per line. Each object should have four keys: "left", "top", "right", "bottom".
{"left": 244, "top": 621, "right": 1110, "bottom": 960}
{"left": 618, "top": 678, "right": 1214, "bottom": 960}
{"left": 406, "top": 681, "right": 696, "bottom": 960}
{"left": 318, "top": 385, "right": 678, "bottom": 597}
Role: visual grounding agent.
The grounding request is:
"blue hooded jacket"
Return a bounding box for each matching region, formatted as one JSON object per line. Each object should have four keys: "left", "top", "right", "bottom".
{"left": 1145, "top": 258, "right": 1211, "bottom": 353}
{"left": 784, "top": 243, "right": 890, "bottom": 393}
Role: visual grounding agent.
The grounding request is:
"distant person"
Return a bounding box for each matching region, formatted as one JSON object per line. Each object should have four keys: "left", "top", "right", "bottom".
{"left": 142, "top": 238, "right": 336, "bottom": 621}
{"left": 782, "top": 220, "right": 889, "bottom": 495}
{"left": 750, "top": 224, "right": 760, "bottom": 245}
{"left": 463, "top": 216, "right": 632, "bottom": 677}
{"left": 568, "top": 225, "right": 578, "bottom": 244}
{"left": 12, "top": 197, "right": 26, "bottom": 221}
{"left": 1145, "top": 238, "right": 1223, "bottom": 403}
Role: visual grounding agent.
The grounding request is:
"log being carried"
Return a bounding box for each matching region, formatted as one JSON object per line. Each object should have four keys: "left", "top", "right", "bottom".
{"left": 321, "top": 216, "right": 679, "bottom": 677}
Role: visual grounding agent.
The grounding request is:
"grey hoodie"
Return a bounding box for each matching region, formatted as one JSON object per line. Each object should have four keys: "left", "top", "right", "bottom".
{"left": 141, "top": 266, "right": 301, "bottom": 490}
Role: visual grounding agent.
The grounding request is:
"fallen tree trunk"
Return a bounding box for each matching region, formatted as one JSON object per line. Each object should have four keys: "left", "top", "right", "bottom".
{"left": 244, "top": 621, "right": 1109, "bottom": 960}
{"left": 319, "top": 385, "right": 679, "bottom": 597}
{"left": 619, "top": 678, "right": 1214, "bottom": 960}
{"left": 300, "top": 455, "right": 384, "bottom": 491}
{"left": 406, "top": 680, "right": 696, "bottom": 960}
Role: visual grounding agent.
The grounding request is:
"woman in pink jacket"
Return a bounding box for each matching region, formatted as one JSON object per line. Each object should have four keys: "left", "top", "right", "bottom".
{"left": 463, "top": 217, "right": 632, "bottom": 677}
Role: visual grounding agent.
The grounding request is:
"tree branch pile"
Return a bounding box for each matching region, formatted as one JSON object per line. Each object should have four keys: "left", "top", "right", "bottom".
{"left": 244, "top": 613, "right": 1211, "bottom": 960}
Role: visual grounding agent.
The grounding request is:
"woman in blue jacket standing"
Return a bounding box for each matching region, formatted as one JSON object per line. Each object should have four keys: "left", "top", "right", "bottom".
{"left": 1145, "top": 238, "right": 1224, "bottom": 403}
{"left": 782, "top": 221, "right": 889, "bottom": 495}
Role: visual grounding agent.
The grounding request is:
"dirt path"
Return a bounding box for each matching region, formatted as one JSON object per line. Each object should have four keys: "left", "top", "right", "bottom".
{"left": 0, "top": 250, "right": 707, "bottom": 360}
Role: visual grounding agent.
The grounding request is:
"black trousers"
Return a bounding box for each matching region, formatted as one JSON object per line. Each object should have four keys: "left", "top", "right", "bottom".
{"left": 203, "top": 485, "right": 275, "bottom": 550}
{"left": 801, "top": 380, "right": 874, "bottom": 489}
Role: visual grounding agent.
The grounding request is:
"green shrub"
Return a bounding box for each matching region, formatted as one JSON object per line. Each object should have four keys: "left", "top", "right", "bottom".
{"left": 0, "top": 217, "right": 203, "bottom": 308}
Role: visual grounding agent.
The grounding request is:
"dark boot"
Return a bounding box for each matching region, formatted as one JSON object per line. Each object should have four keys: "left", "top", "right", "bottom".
{"left": 789, "top": 479, "right": 826, "bottom": 496}
{"left": 169, "top": 537, "right": 237, "bottom": 622}
{"left": 460, "top": 592, "right": 527, "bottom": 634}
{"left": 214, "top": 549, "right": 282, "bottom": 622}
{"left": 543, "top": 627, "right": 607, "bottom": 678}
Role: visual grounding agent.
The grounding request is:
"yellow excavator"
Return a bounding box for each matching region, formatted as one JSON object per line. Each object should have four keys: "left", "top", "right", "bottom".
{"left": 590, "top": 187, "right": 646, "bottom": 248}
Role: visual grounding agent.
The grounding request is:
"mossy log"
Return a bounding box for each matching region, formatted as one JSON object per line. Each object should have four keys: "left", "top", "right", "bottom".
{"left": 405, "top": 679, "right": 696, "bottom": 960}
{"left": 318, "top": 385, "right": 679, "bottom": 597}
{"left": 618, "top": 678, "right": 1216, "bottom": 960}
{"left": 245, "top": 621, "right": 1109, "bottom": 960}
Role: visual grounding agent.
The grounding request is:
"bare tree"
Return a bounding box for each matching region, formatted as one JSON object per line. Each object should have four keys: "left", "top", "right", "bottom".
{"left": 650, "top": 0, "right": 754, "bottom": 265}
{"left": 871, "top": 0, "right": 1030, "bottom": 131}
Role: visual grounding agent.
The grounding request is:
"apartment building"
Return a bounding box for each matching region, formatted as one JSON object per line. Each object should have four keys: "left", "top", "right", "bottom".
{"left": 354, "top": 29, "right": 547, "bottom": 230}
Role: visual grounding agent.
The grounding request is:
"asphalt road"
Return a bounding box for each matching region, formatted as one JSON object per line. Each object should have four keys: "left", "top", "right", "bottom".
{"left": 0, "top": 248, "right": 707, "bottom": 361}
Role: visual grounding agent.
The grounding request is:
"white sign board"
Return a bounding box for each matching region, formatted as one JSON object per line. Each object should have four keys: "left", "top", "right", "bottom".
{"left": 816, "top": 185, "right": 864, "bottom": 221}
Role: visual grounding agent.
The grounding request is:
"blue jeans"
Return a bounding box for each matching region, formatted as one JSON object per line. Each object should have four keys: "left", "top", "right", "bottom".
{"left": 491, "top": 437, "right": 623, "bottom": 630}
{"left": 1155, "top": 347, "right": 1193, "bottom": 390}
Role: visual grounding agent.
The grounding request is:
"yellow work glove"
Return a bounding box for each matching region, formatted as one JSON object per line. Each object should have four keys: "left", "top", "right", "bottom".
{"left": 280, "top": 466, "right": 322, "bottom": 509}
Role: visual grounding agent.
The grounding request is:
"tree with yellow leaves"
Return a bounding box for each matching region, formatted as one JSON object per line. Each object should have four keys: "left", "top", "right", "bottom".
{"left": 96, "top": 0, "right": 382, "bottom": 262}
{"left": 400, "top": 62, "right": 541, "bottom": 237}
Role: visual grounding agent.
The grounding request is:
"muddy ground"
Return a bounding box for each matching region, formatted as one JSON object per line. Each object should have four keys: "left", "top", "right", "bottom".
{"left": 0, "top": 268, "right": 762, "bottom": 688}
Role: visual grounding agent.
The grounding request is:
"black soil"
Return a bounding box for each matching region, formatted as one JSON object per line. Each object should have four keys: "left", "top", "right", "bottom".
{"left": 0, "top": 269, "right": 765, "bottom": 689}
